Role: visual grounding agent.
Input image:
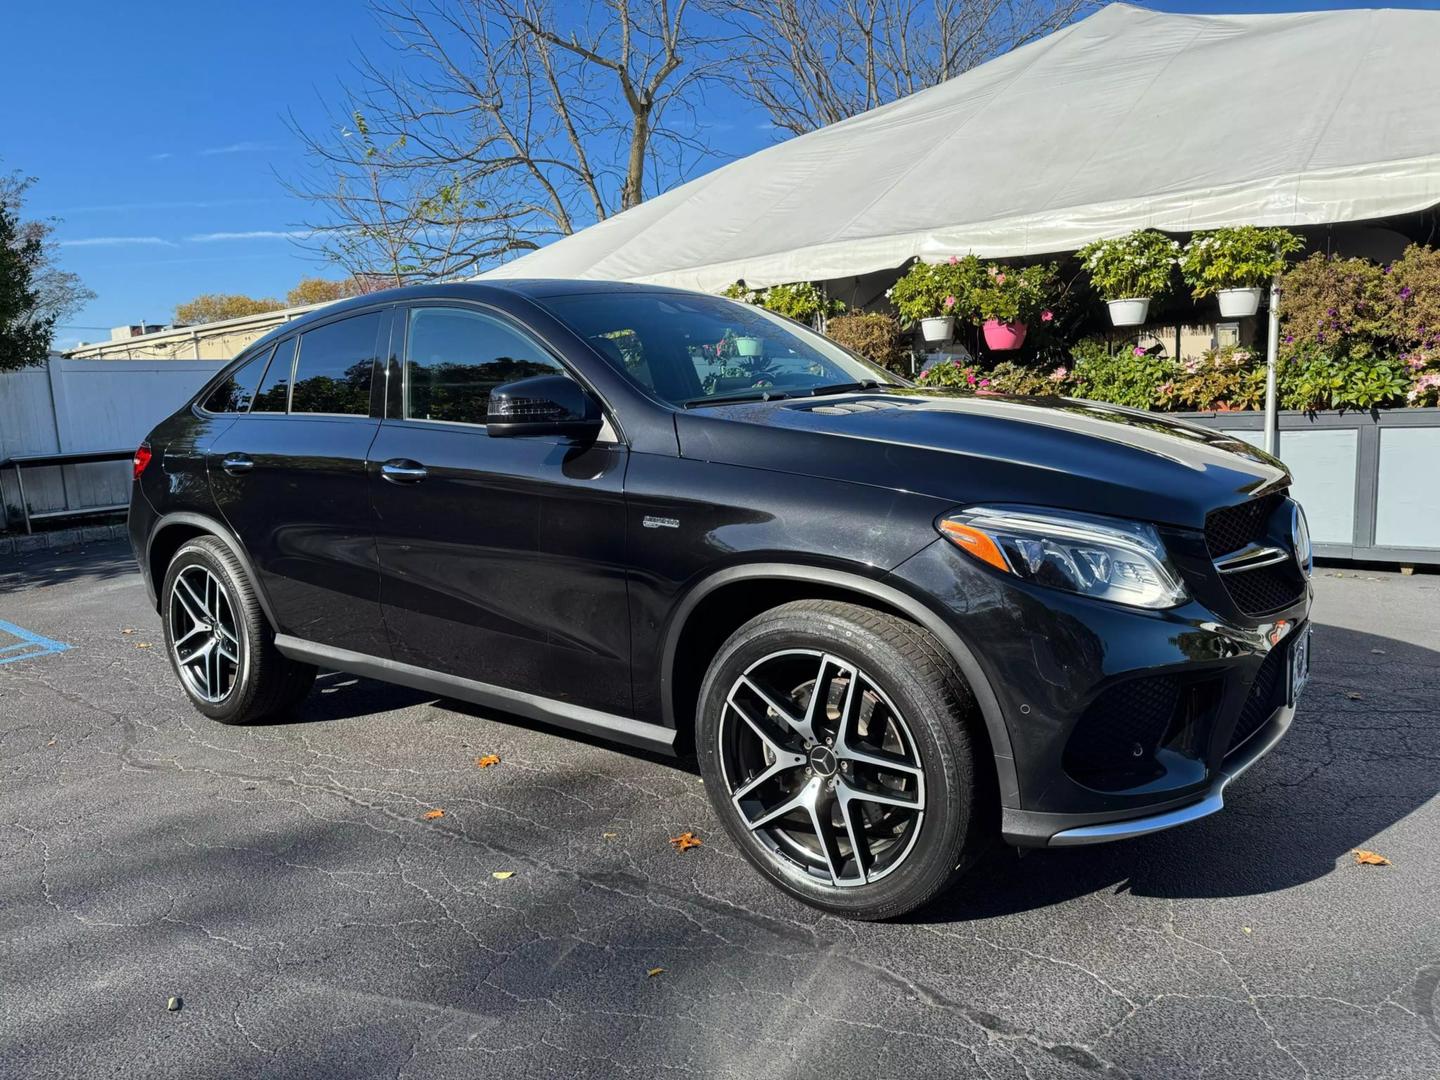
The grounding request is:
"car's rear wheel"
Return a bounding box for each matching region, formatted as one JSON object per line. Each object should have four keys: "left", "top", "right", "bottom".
{"left": 696, "top": 599, "right": 992, "bottom": 920}
{"left": 161, "top": 536, "right": 316, "bottom": 724}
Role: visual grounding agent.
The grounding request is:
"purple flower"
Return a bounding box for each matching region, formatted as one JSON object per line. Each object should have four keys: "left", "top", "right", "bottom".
{"left": 1283, "top": 334, "right": 1294, "bottom": 344}
{"left": 1400, "top": 286, "right": 1413, "bottom": 300}
{"left": 1133, "top": 346, "right": 1146, "bottom": 357}
{"left": 1327, "top": 307, "right": 1337, "bottom": 316}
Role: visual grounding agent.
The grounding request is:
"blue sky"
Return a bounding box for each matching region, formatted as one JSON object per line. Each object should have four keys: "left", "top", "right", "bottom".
{"left": 6, "top": 0, "right": 1440, "bottom": 348}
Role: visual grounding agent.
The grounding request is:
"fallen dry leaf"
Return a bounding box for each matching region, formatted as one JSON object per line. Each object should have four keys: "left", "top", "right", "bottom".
{"left": 669, "top": 831, "right": 702, "bottom": 852}
{"left": 423, "top": 809, "right": 445, "bottom": 820}
{"left": 1354, "top": 849, "right": 1391, "bottom": 866}
{"left": 491, "top": 871, "right": 514, "bottom": 880}
{"left": 135, "top": 643, "right": 153, "bottom": 649}
{"left": 1345, "top": 691, "right": 1364, "bottom": 701}
{"left": 647, "top": 967, "right": 664, "bottom": 978}
{"left": 121, "top": 628, "right": 136, "bottom": 635}
{"left": 475, "top": 754, "right": 501, "bottom": 768}
{"left": 602, "top": 832, "right": 618, "bottom": 839}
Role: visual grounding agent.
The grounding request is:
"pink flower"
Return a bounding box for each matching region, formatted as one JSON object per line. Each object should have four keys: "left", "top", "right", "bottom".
{"left": 966, "top": 372, "right": 976, "bottom": 385}
{"left": 943, "top": 294, "right": 957, "bottom": 309}
{"left": 995, "top": 273, "right": 1007, "bottom": 284}
{"left": 1049, "top": 366, "right": 1068, "bottom": 382}
{"left": 1159, "top": 381, "right": 1175, "bottom": 395}
{"left": 1040, "top": 309, "right": 1054, "bottom": 323}
{"left": 947, "top": 255, "right": 959, "bottom": 265}
{"left": 1133, "top": 346, "right": 1146, "bottom": 357}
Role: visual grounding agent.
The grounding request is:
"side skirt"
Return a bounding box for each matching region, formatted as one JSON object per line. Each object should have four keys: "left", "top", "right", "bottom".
{"left": 274, "top": 635, "right": 677, "bottom": 755}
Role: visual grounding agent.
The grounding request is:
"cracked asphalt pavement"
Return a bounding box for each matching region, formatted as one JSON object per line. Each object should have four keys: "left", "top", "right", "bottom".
{"left": 2, "top": 541, "right": 1438, "bottom": 1079}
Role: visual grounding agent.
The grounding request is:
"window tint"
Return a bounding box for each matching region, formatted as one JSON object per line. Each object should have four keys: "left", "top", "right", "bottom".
{"left": 540, "top": 292, "right": 896, "bottom": 407}
{"left": 249, "top": 337, "right": 296, "bottom": 413}
{"left": 291, "top": 312, "right": 382, "bottom": 415}
{"left": 203, "top": 346, "right": 272, "bottom": 412}
{"left": 404, "top": 307, "right": 564, "bottom": 425}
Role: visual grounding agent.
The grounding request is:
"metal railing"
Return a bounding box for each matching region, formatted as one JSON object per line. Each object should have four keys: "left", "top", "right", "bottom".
{"left": 0, "top": 449, "right": 133, "bottom": 534}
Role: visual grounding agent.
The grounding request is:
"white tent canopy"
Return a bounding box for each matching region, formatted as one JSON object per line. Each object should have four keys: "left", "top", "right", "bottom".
{"left": 482, "top": 2, "right": 1440, "bottom": 292}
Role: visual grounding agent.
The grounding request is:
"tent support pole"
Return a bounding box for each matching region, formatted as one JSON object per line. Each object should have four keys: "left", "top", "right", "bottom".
{"left": 1263, "top": 273, "right": 1281, "bottom": 458}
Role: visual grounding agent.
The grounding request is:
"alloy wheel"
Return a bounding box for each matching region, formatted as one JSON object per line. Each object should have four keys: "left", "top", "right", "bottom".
{"left": 717, "top": 648, "right": 926, "bottom": 887}
{"left": 168, "top": 565, "right": 242, "bottom": 703}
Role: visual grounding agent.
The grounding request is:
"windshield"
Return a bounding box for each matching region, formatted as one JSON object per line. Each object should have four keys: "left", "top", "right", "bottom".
{"left": 539, "top": 290, "right": 902, "bottom": 407}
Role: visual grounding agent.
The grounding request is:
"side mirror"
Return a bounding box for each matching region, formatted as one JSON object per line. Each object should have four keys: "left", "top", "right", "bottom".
{"left": 486, "top": 374, "right": 603, "bottom": 439}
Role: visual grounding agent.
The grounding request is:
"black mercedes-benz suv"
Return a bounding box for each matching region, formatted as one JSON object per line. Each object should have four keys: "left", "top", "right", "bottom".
{"left": 129, "top": 280, "right": 1313, "bottom": 919}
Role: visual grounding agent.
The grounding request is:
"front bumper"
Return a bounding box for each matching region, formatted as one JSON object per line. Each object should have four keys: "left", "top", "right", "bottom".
{"left": 891, "top": 537, "right": 1311, "bottom": 848}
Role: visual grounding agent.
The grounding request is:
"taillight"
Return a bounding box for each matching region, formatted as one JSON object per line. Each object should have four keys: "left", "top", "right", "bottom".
{"left": 132, "top": 443, "right": 152, "bottom": 480}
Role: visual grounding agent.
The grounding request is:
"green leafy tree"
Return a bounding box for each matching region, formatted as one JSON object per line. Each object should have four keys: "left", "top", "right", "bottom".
{"left": 0, "top": 194, "right": 52, "bottom": 370}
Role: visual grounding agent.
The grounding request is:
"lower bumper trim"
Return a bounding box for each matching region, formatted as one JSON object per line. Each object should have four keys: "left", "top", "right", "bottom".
{"left": 1044, "top": 702, "right": 1294, "bottom": 847}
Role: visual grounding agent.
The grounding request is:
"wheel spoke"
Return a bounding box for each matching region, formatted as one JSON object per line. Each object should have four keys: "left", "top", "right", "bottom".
{"left": 739, "top": 675, "right": 815, "bottom": 745}
{"left": 806, "top": 789, "right": 846, "bottom": 885}
{"left": 835, "top": 788, "right": 871, "bottom": 884}
{"left": 742, "top": 782, "right": 815, "bottom": 832}
{"left": 731, "top": 751, "right": 806, "bottom": 803}
{"left": 728, "top": 693, "right": 800, "bottom": 757}
{"left": 173, "top": 579, "right": 205, "bottom": 624}
{"left": 173, "top": 623, "right": 207, "bottom": 648}
{"left": 839, "top": 775, "right": 924, "bottom": 812}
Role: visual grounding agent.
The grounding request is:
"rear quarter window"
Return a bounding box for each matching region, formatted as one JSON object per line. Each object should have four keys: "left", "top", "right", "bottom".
{"left": 202, "top": 345, "right": 273, "bottom": 412}
{"left": 291, "top": 312, "right": 383, "bottom": 416}
{"left": 250, "top": 337, "right": 297, "bottom": 413}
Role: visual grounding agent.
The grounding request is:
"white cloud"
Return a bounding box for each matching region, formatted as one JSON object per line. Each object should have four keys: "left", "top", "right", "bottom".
{"left": 58, "top": 236, "right": 177, "bottom": 248}
{"left": 186, "top": 229, "right": 313, "bottom": 242}
{"left": 199, "top": 141, "right": 274, "bottom": 156}
{"left": 150, "top": 152, "right": 175, "bottom": 161}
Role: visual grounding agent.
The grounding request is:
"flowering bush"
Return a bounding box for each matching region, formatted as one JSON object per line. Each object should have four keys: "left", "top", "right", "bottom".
{"left": 1076, "top": 229, "right": 1179, "bottom": 301}
{"left": 971, "top": 262, "right": 1057, "bottom": 324}
{"left": 887, "top": 256, "right": 986, "bottom": 323}
{"left": 1068, "top": 338, "right": 1176, "bottom": 409}
{"left": 1158, "top": 346, "right": 1267, "bottom": 412}
{"left": 984, "top": 360, "right": 1065, "bottom": 396}
{"left": 916, "top": 360, "right": 986, "bottom": 391}
{"left": 722, "top": 280, "right": 844, "bottom": 322}
{"left": 1180, "top": 226, "right": 1304, "bottom": 296}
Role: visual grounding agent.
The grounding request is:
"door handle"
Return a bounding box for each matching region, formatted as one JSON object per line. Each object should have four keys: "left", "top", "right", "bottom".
{"left": 221, "top": 454, "right": 254, "bottom": 475}
{"left": 381, "top": 460, "right": 428, "bottom": 484}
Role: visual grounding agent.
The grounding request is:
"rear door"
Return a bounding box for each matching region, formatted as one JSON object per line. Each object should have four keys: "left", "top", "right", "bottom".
{"left": 368, "top": 301, "right": 632, "bottom": 715}
{"left": 208, "top": 307, "right": 391, "bottom": 656}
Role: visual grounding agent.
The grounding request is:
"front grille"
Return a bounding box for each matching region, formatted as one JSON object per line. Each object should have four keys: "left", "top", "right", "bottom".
{"left": 1064, "top": 675, "right": 1180, "bottom": 788}
{"left": 1224, "top": 564, "right": 1306, "bottom": 616}
{"left": 1228, "top": 639, "right": 1289, "bottom": 753}
{"left": 1205, "top": 493, "right": 1283, "bottom": 558}
{"left": 1206, "top": 492, "right": 1306, "bottom": 616}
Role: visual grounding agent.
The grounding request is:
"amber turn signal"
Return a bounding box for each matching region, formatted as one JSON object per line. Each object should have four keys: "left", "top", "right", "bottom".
{"left": 937, "top": 519, "right": 1010, "bottom": 572}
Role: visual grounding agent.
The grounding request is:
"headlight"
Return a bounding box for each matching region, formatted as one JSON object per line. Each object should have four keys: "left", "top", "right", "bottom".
{"left": 937, "top": 506, "right": 1189, "bottom": 610}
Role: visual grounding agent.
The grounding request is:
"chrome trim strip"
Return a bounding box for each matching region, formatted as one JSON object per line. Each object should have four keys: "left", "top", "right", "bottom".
{"left": 1047, "top": 704, "right": 1294, "bottom": 847}
{"left": 1214, "top": 543, "right": 1291, "bottom": 574}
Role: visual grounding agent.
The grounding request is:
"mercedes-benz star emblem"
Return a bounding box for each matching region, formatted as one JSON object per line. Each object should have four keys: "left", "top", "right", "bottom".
{"left": 808, "top": 745, "right": 838, "bottom": 777}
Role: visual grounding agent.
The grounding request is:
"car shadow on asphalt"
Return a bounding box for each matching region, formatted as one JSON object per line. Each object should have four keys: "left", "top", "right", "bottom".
{"left": 917, "top": 621, "right": 1438, "bottom": 921}
{"left": 0, "top": 538, "right": 137, "bottom": 595}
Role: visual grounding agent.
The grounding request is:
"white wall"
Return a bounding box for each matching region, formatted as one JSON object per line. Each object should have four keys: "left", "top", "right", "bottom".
{"left": 0, "top": 357, "right": 224, "bottom": 529}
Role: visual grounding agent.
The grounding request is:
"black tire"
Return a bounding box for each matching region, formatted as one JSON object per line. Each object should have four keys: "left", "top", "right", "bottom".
{"left": 696, "top": 599, "right": 994, "bottom": 920}
{"left": 160, "top": 536, "right": 316, "bottom": 724}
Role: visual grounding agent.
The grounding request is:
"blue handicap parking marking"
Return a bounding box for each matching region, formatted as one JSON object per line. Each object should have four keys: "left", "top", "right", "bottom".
{"left": 0, "top": 619, "right": 72, "bottom": 666}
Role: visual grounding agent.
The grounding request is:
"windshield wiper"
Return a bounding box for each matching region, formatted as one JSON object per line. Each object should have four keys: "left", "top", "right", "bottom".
{"left": 806, "top": 379, "right": 887, "bottom": 397}
{"left": 682, "top": 389, "right": 792, "bottom": 408}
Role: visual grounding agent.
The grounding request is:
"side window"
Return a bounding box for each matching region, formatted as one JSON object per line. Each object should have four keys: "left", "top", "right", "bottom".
{"left": 203, "top": 345, "right": 272, "bottom": 412}
{"left": 405, "top": 307, "right": 564, "bottom": 425}
{"left": 250, "top": 337, "right": 296, "bottom": 413}
{"left": 291, "top": 312, "right": 382, "bottom": 415}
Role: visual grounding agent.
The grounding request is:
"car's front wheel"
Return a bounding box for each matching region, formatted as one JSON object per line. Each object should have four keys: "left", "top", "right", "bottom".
{"left": 696, "top": 599, "right": 993, "bottom": 920}
{"left": 160, "top": 536, "right": 316, "bottom": 724}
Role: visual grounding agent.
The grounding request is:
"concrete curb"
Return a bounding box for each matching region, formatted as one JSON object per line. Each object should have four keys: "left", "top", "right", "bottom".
{"left": 0, "top": 522, "right": 128, "bottom": 558}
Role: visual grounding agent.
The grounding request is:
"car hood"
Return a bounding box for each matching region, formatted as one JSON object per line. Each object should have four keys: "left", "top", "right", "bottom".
{"left": 675, "top": 391, "right": 1289, "bottom": 530}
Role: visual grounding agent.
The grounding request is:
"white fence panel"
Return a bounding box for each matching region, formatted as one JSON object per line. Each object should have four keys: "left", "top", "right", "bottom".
{"left": 0, "top": 357, "right": 224, "bottom": 529}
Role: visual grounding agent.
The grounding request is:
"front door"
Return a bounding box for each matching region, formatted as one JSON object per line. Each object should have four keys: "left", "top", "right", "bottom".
{"left": 369, "top": 302, "right": 632, "bottom": 716}
{"left": 209, "top": 308, "right": 390, "bottom": 656}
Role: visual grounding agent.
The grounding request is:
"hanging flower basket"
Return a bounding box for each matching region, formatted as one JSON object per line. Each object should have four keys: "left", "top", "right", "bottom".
{"left": 733, "top": 336, "right": 763, "bottom": 357}
{"left": 920, "top": 316, "right": 955, "bottom": 344}
{"left": 983, "top": 319, "right": 1028, "bottom": 351}
{"left": 1217, "top": 287, "right": 1262, "bottom": 318}
{"left": 1107, "top": 297, "right": 1151, "bottom": 327}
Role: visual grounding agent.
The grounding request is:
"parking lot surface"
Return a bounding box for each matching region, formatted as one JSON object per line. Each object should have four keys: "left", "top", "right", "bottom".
{"left": 2, "top": 541, "right": 1437, "bottom": 1079}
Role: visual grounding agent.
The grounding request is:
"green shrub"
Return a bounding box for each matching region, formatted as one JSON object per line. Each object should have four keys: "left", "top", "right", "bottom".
{"left": 984, "top": 360, "right": 1064, "bottom": 396}
{"left": 887, "top": 256, "right": 986, "bottom": 323}
{"left": 1280, "top": 344, "right": 1410, "bottom": 411}
{"left": 825, "top": 312, "right": 908, "bottom": 374}
{"left": 1068, "top": 338, "right": 1176, "bottom": 410}
{"left": 1162, "top": 346, "right": 1267, "bottom": 412}
{"left": 1180, "top": 226, "right": 1304, "bottom": 296}
{"left": 971, "top": 262, "right": 1057, "bottom": 324}
{"left": 915, "top": 359, "right": 981, "bottom": 391}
